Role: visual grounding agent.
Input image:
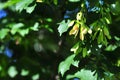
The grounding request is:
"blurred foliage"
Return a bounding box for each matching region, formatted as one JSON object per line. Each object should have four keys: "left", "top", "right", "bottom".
{"left": 0, "top": 0, "right": 120, "bottom": 80}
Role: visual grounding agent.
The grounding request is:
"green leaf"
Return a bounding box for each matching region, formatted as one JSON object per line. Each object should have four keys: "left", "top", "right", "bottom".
{"left": 90, "top": 21, "right": 98, "bottom": 31}
{"left": 45, "top": 18, "right": 53, "bottom": 22}
{"left": 97, "top": 31, "right": 103, "bottom": 44}
{"left": 18, "top": 29, "right": 29, "bottom": 37}
{"left": 70, "top": 42, "right": 80, "bottom": 54}
{"left": 105, "top": 44, "right": 117, "bottom": 51}
{"left": 82, "top": 47, "right": 87, "bottom": 57}
{"left": 105, "top": 17, "right": 111, "bottom": 24}
{"left": 26, "top": 4, "right": 36, "bottom": 14}
{"left": 104, "top": 12, "right": 112, "bottom": 24}
{"left": 44, "top": 25, "right": 53, "bottom": 32}
{"left": 0, "top": 65, "right": 2, "bottom": 71}
{"left": 0, "top": 29, "right": 9, "bottom": 39}
{"left": 30, "top": 22, "right": 39, "bottom": 31}
{"left": 58, "top": 20, "right": 70, "bottom": 36}
{"left": 68, "top": 20, "right": 75, "bottom": 27}
{"left": 68, "top": 0, "right": 80, "bottom": 2}
{"left": 103, "top": 26, "right": 111, "bottom": 39}
{"left": 104, "top": 72, "right": 115, "bottom": 80}
{"left": 20, "top": 69, "right": 29, "bottom": 76}
{"left": 16, "top": 0, "right": 34, "bottom": 12}
{"left": 114, "top": 36, "right": 120, "bottom": 41}
{"left": 10, "top": 23, "right": 24, "bottom": 35}
{"left": 92, "top": 31, "right": 98, "bottom": 40}
{"left": 0, "top": 0, "right": 20, "bottom": 9}
{"left": 115, "top": 1, "right": 120, "bottom": 12}
{"left": 58, "top": 54, "right": 75, "bottom": 76}
{"left": 53, "top": 0, "right": 58, "bottom": 5}
{"left": 117, "top": 59, "right": 120, "bottom": 67}
{"left": 103, "top": 36, "right": 108, "bottom": 46}
{"left": 0, "top": 3, "right": 4, "bottom": 9}
{"left": 32, "top": 74, "right": 40, "bottom": 80}
{"left": 110, "top": 1, "right": 120, "bottom": 15}
{"left": 72, "top": 60, "right": 79, "bottom": 67}
{"left": 66, "top": 69, "right": 97, "bottom": 80}
{"left": 8, "top": 66, "right": 18, "bottom": 78}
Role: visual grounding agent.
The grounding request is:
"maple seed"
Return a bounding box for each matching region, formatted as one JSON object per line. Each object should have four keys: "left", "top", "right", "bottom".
{"left": 82, "top": 28, "right": 87, "bottom": 34}
{"left": 76, "top": 12, "right": 82, "bottom": 20}
{"left": 69, "top": 24, "right": 79, "bottom": 37}
{"left": 80, "top": 33, "right": 84, "bottom": 41}
{"left": 73, "top": 24, "right": 79, "bottom": 30}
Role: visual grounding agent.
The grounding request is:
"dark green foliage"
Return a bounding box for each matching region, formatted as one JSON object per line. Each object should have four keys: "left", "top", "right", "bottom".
{"left": 0, "top": 0, "right": 120, "bottom": 80}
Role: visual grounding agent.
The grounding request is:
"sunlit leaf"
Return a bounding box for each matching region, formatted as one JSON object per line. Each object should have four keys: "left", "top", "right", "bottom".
{"left": 21, "top": 69, "right": 29, "bottom": 76}
{"left": 8, "top": 66, "right": 18, "bottom": 78}
{"left": 16, "top": 0, "right": 34, "bottom": 12}
{"left": 0, "top": 0, "right": 20, "bottom": 9}
{"left": 0, "top": 29, "right": 9, "bottom": 39}
{"left": 45, "top": 18, "right": 53, "bottom": 22}
{"left": 26, "top": 4, "right": 36, "bottom": 14}
{"left": 114, "top": 36, "right": 120, "bottom": 41}
{"left": 30, "top": 22, "right": 39, "bottom": 31}
{"left": 18, "top": 29, "right": 29, "bottom": 37}
{"left": 0, "top": 65, "right": 2, "bottom": 71}
{"left": 66, "top": 69, "right": 97, "bottom": 80}
{"left": 105, "top": 44, "right": 117, "bottom": 51}
{"left": 32, "top": 73, "right": 40, "bottom": 80}
{"left": 58, "top": 20, "right": 70, "bottom": 36}
{"left": 68, "top": 20, "right": 75, "bottom": 27}
{"left": 69, "top": 0, "right": 80, "bottom": 2}
{"left": 105, "top": 17, "right": 111, "bottom": 24}
{"left": 72, "top": 60, "right": 79, "bottom": 67}
{"left": 10, "top": 23, "right": 24, "bottom": 35}
{"left": 117, "top": 59, "right": 120, "bottom": 67}
{"left": 104, "top": 12, "right": 112, "bottom": 24}
{"left": 53, "top": 0, "right": 58, "bottom": 5}
{"left": 58, "top": 54, "right": 75, "bottom": 76}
